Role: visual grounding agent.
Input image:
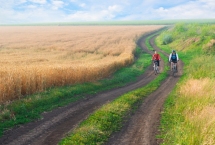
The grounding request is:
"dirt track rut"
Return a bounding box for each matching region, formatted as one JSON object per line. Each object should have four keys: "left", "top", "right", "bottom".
{"left": 106, "top": 35, "right": 183, "bottom": 145}
{"left": 0, "top": 30, "right": 165, "bottom": 145}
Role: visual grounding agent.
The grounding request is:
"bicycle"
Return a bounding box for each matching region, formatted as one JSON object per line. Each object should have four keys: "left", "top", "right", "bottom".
{"left": 153, "top": 61, "right": 159, "bottom": 75}
{"left": 172, "top": 62, "right": 177, "bottom": 76}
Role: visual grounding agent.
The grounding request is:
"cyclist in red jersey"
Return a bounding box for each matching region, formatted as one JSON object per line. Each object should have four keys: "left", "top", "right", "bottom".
{"left": 152, "top": 50, "right": 161, "bottom": 70}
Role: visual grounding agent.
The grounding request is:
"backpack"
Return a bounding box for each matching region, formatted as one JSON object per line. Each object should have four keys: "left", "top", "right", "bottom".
{"left": 171, "top": 54, "right": 177, "bottom": 60}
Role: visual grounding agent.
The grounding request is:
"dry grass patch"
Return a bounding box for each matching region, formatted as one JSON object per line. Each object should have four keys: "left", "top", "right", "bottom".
{"left": 203, "top": 39, "right": 215, "bottom": 52}
{"left": 178, "top": 78, "right": 215, "bottom": 145}
{"left": 170, "top": 37, "right": 201, "bottom": 51}
{"left": 0, "top": 26, "right": 162, "bottom": 103}
{"left": 179, "top": 78, "right": 215, "bottom": 99}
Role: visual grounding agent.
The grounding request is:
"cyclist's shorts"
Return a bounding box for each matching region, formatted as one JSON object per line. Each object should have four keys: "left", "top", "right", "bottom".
{"left": 154, "top": 60, "right": 160, "bottom": 66}
{"left": 171, "top": 59, "right": 177, "bottom": 63}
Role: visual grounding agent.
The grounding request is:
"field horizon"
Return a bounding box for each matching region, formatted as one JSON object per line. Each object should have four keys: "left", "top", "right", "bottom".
{"left": 1, "top": 19, "right": 215, "bottom": 26}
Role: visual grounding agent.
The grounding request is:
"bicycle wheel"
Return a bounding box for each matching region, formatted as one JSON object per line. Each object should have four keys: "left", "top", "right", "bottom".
{"left": 154, "top": 66, "right": 157, "bottom": 75}
{"left": 172, "top": 65, "right": 176, "bottom": 76}
{"left": 157, "top": 67, "right": 159, "bottom": 74}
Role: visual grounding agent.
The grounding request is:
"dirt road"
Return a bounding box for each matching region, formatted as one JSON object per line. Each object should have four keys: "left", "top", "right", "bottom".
{"left": 106, "top": 35, "right": 183, "bottom": 145}
{"left": 0, "top": 29, "right": 182, "bottom": 145}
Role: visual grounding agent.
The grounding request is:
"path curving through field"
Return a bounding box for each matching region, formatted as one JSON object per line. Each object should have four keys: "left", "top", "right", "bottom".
{"left": 106, "top": 34, "right": 183, "bottom": 145}
{"left": 0, "top": 29, "right": 182, "bottom": 145}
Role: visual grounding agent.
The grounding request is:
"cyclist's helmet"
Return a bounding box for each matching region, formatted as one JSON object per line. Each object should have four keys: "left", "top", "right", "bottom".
{"left": 172, "top": 50, "right": 176, "bottom": 53}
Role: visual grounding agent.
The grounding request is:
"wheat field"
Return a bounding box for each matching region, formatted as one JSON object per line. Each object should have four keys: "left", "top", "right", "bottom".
{"left": 0, "top": 26, "right": 162, "bottom": 103}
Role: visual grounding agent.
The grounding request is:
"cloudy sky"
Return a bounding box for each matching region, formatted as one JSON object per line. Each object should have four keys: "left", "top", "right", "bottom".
{"left": 1, "top": 0, "right": 215, "bottom": 24}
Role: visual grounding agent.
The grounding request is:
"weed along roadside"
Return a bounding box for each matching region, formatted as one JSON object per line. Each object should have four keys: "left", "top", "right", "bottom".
{"left": 157, "top": 23, "right": 215, "bottom": 144}
{"left": 58, "top": 31, "right": 169, "bottom": 145}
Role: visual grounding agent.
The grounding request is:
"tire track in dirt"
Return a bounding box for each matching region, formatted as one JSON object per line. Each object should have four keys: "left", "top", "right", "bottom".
{"left": 0, "top": 29, "right": 163, "bottom": 145}
{"left": 105, "top": 34, "right": 183, "bottom": 145}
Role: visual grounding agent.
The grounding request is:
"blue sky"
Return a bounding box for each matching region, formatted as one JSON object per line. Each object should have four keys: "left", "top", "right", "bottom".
{"left": 1, "top": 0, "right": 215, "bottom": 24}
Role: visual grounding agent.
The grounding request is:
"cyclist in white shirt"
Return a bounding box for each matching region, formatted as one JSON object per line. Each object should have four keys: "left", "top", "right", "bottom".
{"left": 169, "top": 50, "right": 179, "bottom": 71}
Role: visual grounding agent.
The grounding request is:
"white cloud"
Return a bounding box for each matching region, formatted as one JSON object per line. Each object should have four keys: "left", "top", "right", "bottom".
{"left": 66, "top": 11, "right": 99, "bottom": 21}
{"left": 200, "top": 0, "right": 215, "bottom": 10}
{"left": 108, "top": 5, "right": 122, "bottom": 12}
{"left": 152, "top": 0, "right": 215, "bottom": 19}
{"left": 66, "top": 10, "right": 113, "bottom": 21}
{"left": 19, "top": 0, "right": 27, "bottom": 3}
{"left": 0, "top": 1, "right": 64, "bottom": 24}
{"left": 0, "top": 0, "right": 215, "bottom": 24}
{"left": 65, "top": 5, "right": 122, "bottom": 21}
{"left": 79, "top": 3, "right": 86, "bottom": 8}
{"left": 52, "top": 0, "right": 64, "bottom": 10}
{"left": 29, "top": 0, "right": 47, "bottom": 4}
{"left": 27, "top": 5, "right": 38, "bottom": 9}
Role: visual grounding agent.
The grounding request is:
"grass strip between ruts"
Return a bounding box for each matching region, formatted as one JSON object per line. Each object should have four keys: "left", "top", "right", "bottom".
{"left": 0, "top": 46, "right": 151, "bottom": 137}
{"left": 59, "top": 37, "right": 169, "bottom": 145}
{"left": 145, "top": 33, "right": 157, "bottom": 51}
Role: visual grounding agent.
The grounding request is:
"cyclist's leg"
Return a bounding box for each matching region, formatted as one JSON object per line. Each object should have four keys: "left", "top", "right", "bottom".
{"left": 174, "top": 62, "right": 177, "bottom": 72}
{"left": 157, "top": 60, "right": 160, "bottom": 72}
{"left": 174, "top": 62, "right": 176, "bottom": 70}
{"left": 176, "top": 62, "right": 178, "bottom": 71}
{"left": 172, "top": 60, "right": 177, "bottom": 71}
{"left": 153, "top": 61, "right": 156, "bottom": 71}
{"left": 171, "top": 61, "right": 173, "bottom": 71}
{"left": 153, "top": 61, "right": 157, "bottom": 74}
{"left": 155, "top": 61, "right": 158, "bottom": 70}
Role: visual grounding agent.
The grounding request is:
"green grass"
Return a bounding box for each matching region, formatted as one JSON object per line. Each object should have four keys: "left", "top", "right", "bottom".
{"left": 59, "top": 32, "right": 169, "bottom": 145}
{"left": 145, "top": 34, "right": 156, "bottom": 51}
{"left": 0, "top": 47, "right": 151, "bottom": 137}
{"left": 157, "top": 23, "right": 215, "bottom": 144}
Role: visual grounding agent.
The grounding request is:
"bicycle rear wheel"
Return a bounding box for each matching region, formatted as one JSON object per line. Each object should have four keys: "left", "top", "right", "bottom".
{"left": 154, "top": 65, "right": 158, "bottom": 75}
{"left": 172, "top": 65, "right": 176, "bottom": 76}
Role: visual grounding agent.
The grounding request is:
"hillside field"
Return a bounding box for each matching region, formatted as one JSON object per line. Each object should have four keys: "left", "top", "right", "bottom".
{"left": 157, "top": 23, "right": 215, "bottom": 145}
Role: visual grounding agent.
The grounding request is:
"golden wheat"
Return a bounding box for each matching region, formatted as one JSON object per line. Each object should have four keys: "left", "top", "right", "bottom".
{"left": 0, "top": 26, "right": 162, "bottom": 103}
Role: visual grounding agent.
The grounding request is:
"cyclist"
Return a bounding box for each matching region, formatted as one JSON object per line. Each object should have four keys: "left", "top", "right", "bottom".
{"left": 152, "top": 50, "right": 161, "bottom": 71}
{"left": 169, "top": 50, "right": 179, "bottom": 71}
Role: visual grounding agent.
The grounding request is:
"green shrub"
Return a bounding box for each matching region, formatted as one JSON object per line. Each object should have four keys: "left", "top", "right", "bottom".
{"left": 162, "top": 34, "right": 173, "bottom": 45}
